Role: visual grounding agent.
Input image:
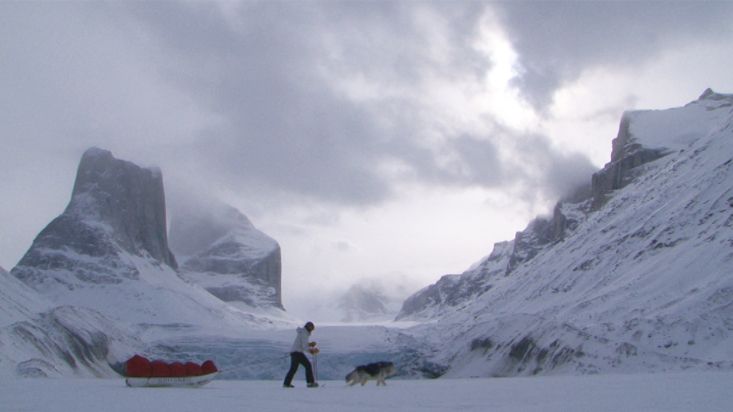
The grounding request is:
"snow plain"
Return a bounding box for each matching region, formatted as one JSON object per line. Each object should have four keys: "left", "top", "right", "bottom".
{"left": 2, "top": 372, "right": 732, "bottom": 412}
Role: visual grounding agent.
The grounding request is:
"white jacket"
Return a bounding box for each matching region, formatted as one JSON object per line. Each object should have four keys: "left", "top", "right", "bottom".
{"left": 290, "top": 327, "right": 311, "bottom": 353}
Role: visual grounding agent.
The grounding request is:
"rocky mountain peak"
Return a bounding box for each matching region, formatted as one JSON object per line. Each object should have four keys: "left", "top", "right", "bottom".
{"left": 170, "top": 199, "right": 283, "bottom": 310}
{"left": 68, "top": 148, "right": 176, "bottom": 268}
{"left": 697, "top": 88, "right": 733, "bottom": 103}
{"left": 12, "top": 148, "right": 176, "bottom": 292}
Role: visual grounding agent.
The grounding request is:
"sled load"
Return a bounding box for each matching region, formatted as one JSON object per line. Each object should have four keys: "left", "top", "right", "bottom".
{"left": 120, "top": 355, "right": 218, "bottom": 387}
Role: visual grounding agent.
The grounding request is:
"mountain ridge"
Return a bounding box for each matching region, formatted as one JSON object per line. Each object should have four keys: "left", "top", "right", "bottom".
{"left": 398, "top": 89, "right": 733, "bottom": 377}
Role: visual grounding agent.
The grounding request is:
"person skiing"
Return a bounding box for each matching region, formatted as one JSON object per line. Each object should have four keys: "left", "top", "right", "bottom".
{"left": 283, "top": 321, "right": 319, "bottom": 388}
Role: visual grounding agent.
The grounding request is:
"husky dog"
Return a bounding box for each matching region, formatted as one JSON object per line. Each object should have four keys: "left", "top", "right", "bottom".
{"left": 345, "top": 361, "right": 396, "bottom": 386}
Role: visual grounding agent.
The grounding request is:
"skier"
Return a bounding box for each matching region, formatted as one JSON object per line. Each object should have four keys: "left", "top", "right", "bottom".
{"left": 283, "top": 321, "right": 319, "bottom": 388}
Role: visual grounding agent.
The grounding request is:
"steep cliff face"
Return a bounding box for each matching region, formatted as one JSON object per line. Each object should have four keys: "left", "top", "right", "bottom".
{"left": 70, "top": 148, "right": 176, "bottom": 268}
{"left": 400, "top": 90, "right": 733, "bottom": 376}
{"left": 12, "top": 148, "right": 176, "bottom": 292}
{"left": 170, "top": 202, "right": 283, "bottom": 310}
{"left": 592, "top": 88, "right": 730, "bottom": 209}
{"left": 10, "top": 148, "right": 262, "bottom": 330}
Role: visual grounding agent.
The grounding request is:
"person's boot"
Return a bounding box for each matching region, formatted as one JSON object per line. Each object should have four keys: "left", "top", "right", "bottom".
{"left": 307, "top": 382, "right": 319, "bottom": 388}
{"left": 283, "top": 384, "right": 295, "bottom": 388}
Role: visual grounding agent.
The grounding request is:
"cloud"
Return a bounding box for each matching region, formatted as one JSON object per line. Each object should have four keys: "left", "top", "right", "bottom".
{"left": 494, "top": 1, "right": 733, "bottom": 110}
{"left": 110, "top": 1, "right": 597, "bottom": 211}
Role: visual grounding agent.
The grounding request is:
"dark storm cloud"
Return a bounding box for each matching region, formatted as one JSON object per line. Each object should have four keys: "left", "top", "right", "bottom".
{"left": 1, "top": 0, "right": 602, "bottom": 213}
{"left": 117, "top": 1, "right": 507, "bottom": 205}
{"left": 521, "top": 134, "right": 597, "bottom": 204}
{"left": 494, "top": 1, "right": 733, "bottom": 110}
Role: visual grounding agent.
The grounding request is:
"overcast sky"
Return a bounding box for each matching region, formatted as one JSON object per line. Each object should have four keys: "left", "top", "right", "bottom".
{"left": 1, "top": 1, "right": 732, "bottom": 320}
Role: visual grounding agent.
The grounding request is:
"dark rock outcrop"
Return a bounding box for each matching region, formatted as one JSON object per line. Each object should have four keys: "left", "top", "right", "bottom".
{"left": 170, "top": 203, "right": 283, "bottom": 309}
{"left": 12, "top": 148, "right": 177, "bottom": 290}
{"left": 591, "top": 114, "right": 668, "bottom": 209}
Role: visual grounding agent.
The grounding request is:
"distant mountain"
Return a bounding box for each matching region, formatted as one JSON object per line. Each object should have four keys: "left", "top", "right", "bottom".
{"left": 170, "top": 201, "right": 284, "bottom": 310}
{"left": 11, "top": 148, "right": 272, "bottom": 334}
{"left": 12, "top": 147, "right": 176, "bottom": 292}
{"left": 336, "top": 282, "right": 400, "bottom": 322}
{"left": 401, "top": 90, "right": 733, "bottom": 377}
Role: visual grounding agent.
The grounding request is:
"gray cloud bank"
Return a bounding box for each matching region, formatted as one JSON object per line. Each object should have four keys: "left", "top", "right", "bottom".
{"left": 2, "top": 1, "right": 732, "bottom": 271}
{"left": 495, "top": 1, "right": 733, "bottom": 109}
{"left": 1, "top": 2, "right": 595, "bottom": 206}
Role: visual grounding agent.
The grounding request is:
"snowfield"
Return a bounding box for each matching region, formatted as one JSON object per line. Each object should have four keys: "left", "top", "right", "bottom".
{"left": 2, "top": 372, "right": 732, "bottom": 412}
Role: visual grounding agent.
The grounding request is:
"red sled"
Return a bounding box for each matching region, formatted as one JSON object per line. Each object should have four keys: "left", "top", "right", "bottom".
{"left": 120, "top": 355, "right": 218, "bottom": 388}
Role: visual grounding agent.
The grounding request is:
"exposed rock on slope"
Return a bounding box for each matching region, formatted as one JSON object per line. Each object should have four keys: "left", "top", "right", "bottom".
{"left": 170, "top": 202, "right": 283, "bottom": 310}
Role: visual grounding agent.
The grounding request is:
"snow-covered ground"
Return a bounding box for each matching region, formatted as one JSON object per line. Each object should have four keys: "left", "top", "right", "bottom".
{"left": 2, "top": 372, "right": 732, "bottom": 412}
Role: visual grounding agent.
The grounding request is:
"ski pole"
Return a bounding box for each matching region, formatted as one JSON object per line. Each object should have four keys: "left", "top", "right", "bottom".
{"left": 314, "top": 353, "right": 318, "bottom": 382}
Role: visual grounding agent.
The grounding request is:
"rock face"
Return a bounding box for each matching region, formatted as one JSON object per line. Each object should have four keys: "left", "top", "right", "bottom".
{"left": 170, "top": 202, "right": 283, "bottom": 310}
{"left": 12, "top": 148, "right": 176, "bottom": 292}
{"left": 590, "top": 114, "right": 667, "bottom": 209}
{"left": 400, "top": 90, "right": 733, "bottom": 377}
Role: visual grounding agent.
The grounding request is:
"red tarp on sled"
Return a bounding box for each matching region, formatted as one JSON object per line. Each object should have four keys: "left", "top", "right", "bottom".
{"left": 125, "top": 355, "right": 151, "bottom": 378}
{"left": 169, "top": 362, "right": 186, "bottom": 377}
{"left": 150, "top": 360, "right": 170, "bottom": 377}
{"left": 185, "top": 362, "right": 203, "bottom": 376}
{"left": 123, "top": 355, "right": 216, "bottom": 378}
{"left": 201, "top": 360, "right": 218, "bottom": 375}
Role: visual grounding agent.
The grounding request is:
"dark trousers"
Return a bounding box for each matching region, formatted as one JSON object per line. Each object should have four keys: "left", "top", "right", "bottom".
{"left": 283, "top": 351, "right": 315, "bottom": 385}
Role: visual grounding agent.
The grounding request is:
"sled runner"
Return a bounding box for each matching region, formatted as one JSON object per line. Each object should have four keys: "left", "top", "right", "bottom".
{"left": 125, "top": 372, "right": 218, "bottom": 388}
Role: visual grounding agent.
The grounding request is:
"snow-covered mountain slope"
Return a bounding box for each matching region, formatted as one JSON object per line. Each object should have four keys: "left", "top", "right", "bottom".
{"left": 401, "top": 90, "right": 733, "bottom": 377}
{"left": 170, "top": 200, "right": 283, "bottom": 310}
{"left": 10, "top": 149, "right": 277, "bottom": 339}
{"left": 0, "top": 265, "right": 48, "bottom": 326}
{"left": 0, "top": 305, "right": 137, "bottom": 378}
{"left": 0, "top": 265, "right": 138, "bottom": 378}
